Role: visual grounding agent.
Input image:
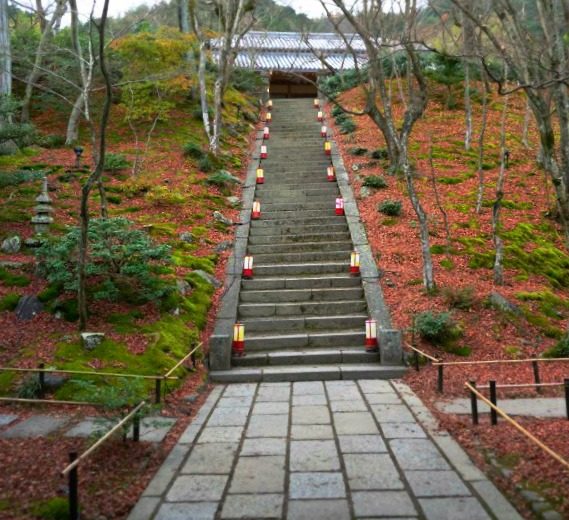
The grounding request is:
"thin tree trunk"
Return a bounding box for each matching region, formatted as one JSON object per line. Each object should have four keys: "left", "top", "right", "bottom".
{"left": 464, "top": 61, "right": 472, "bottom": 150}
{"left": 66, "top": 92, "right": 84, "bottom": 145}
{"left": 521, "top": 96, "right": 531, "bottom": 148}
{"left": 475, "top": 71, "right": 489, "bottom": 213}
{"left": 178, "top": 0, "right": 190, "bottom": 33}
{"left": 78, "top": 0, "right": 112, "bottom": 330}
{"left": 0, "top": 0, "right": 11, "bottom": 97}
{"left": 428, "top": 137, "right": 452, "bottom": 255}
{"left": 197, "top": 41, "right": 212, "bottom": 143}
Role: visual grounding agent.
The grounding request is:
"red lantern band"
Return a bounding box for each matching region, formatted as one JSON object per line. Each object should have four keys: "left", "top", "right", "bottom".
{"left": 365, "top": 319, "right": 378, "bottom": 352}
{"left": 335, "top": 197, "right": 344, "bottom": 216}
{"left": 350, "top": 251, "right": 360, "bottom": 275}
{"left": 313, "top": 98, "right": 320, "bottom": 108}
{"left": 324, "top": 141, "right": 332, "bottom": 156}
{"left": 256, "top": 168, "right": 264, "bottom": 184}
{"left": 252, "top": 201, "right": 261, "bottom": 219}
{"left": 260, "top": 145, "right": 268, "bottom": 159}
{"left": 263, "top": 127, "right": 270, "bottom": 139}
{"left": 232, "top": 323, "right": 245, "bottom": 356}
{"left": 321, "top": 126, "right": 327, "bottom": 138}
{"left": 243, "top": 256, "right": 254, "bottom": 279}
{"left": 317, "top": 111, "right": 324, "bottom": 122}
{"left": 327, "top": 166, "right": 335, "bottom": 182}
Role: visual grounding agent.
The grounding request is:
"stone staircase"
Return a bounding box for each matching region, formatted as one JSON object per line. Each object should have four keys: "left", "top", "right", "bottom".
{"left": 210, "top": 98, "right": 405, "bottom": 382}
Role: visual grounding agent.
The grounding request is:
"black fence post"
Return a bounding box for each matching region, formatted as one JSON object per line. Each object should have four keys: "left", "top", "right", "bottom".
{"left": 155, "top": 378, "right": 162, "bottom": 404}
{"left": 489, "top": 380, "right": 498, "bottom": 426}
{"left": 437, "top": 365, "right": 444, "bottom": 393}
{"left": 191, "top": 351, "right": 197, "bottom": 369}
{"left": 470, "top": 381, "right": 479, "bottom": 425}
{"left": 38, "top": 363, "right": 45, "bottom": 398}
{"left": 565, "top": 379, "right": 569, "bottom": 421}
{"left": 532, "top": 360, "right": 541, "bottom": 393}
{"left": 133, "top": 414, "right": 140, "bottom": 442}
{"left": 68, "top": 452, "right": 79, "bottom": 520}
{"left": 414, "top": 351, "right": 420, "bottom": 372}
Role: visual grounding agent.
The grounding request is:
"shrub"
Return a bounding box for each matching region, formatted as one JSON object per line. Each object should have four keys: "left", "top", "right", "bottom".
{"left": 0, "top": 267, "right": 30, "bottom": 287}
{"left": 31, "top": 497, "right": 69, "bottom": 520}
{"left": 349, "top": 147, "right": 367, "bottom": 156}
{"left": 415, "top": 311, "right": 461, "bottom": 344}
{"left": 331, "top": 105, "right": 344, "bottom": 117}
{"left": 371, "top": 148, "right": 389, "bottom": 160}
{"left": 37, "top": 134, "right": 65, "bottom": 149}
{"left": 0, "top": 170, "right": 45, "bottom": 188}
{"left": 0, "top": 293, "right": 20, "bottom": 311}
{"left": 198, "top": 155, "right": 214, "bottom": 172}
{"left": 335, "top": 113, "right": 349, "bottom": 125}
{"left": 36, "top": 217, "right": 172, "bottom": 303}
{"left": 104, "top": 153, "right": 130, "bottom": 172}
{"left": 378, "top": 199, "right": 402, "bottom": 216}
{"left": 106, "top": 194, "right": 122, "bottom": 204}
{"left": 362, "top": 175, "right": 388, "bottom": 189}
{"left": 205, "top": 170, "right": 241, "bottom": 194}
{"left": 17, "top": 374, "right": 42, "bottom": 399}
{"left": 183, "top": 142, "right": 205, "bottom": 160}
{"left": 340, "top": 119, "right": 357, "bottom": 134}
{"left": 443, "top": 286, "right": 476, "bottom": 310}
{"left": 145, "top": 186, "right": 185, "bottom": 205}
{"left": 542, "top": 335, "right": 569, "bottom": 358}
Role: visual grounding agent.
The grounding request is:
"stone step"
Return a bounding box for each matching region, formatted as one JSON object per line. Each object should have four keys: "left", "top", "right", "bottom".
{"left": 240, "top": 286, "right": 363, "bottom": 303}
{"left": 233, "top": 347, "right": 376, "bottom": 366}
{"left": 243, "top": 329, "right": 366, "bottom": 351}
{"left": 247, "top": 232, "right": 351, "bottom": 245}
{"left": 241, "top": 314, "right": 368, "bottom": 333}
{"left": 259, "top": 201, "right": 332, "bottom": 211}
{"left": 256, "top": 182, "right": 338, "bottom": 192}
{"left": 250, "top": 217, "right": 344, "bottom": 228}
{"left": 249, "top": 250, "right": 352, "bottom": 265}
{"left": 256, "top": 195, "right": 337, "bottom": 204}
{"left": 258, "top": 175, "right": 332, "bottom": 184}
{"left": 241, "top": 274, "right": 361, "bottom": 290}
{"left": 247, "top": 241, "right": 352, "bottom": 254}
{"left": 254, "top": 261, "right": 348, "bottom": 276}
{"left": 210, "top": 364, "right": 407, "bottom": 383}
{"left": 261, "top": 209, "right": 339, "bottom": 219}
{"left": 260, "top": 162, "right": 330, "bottom": 171}
{"left": 256, "top": 190, "right": 339, "bottom": 202}
{"left": 249, "top": 223, "right": 348, "bottom": 236}
{"left": 238, "top": 299, "right": 366, "bottom": 317}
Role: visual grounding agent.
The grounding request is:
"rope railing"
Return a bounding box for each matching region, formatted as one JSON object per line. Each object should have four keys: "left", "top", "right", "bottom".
{"left": 465, "top": 382, "right": 569, "bottom": 470}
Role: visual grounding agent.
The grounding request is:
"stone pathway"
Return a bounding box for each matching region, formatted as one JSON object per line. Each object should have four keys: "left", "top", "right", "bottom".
{"left": 0, "top": 413, "right": 176, "bottom": 442}
{"left": 130, "top": 381, "right": 521, "bottom": 519}
{"left": 436, "top": 397, "right": 567, "bottom": 418}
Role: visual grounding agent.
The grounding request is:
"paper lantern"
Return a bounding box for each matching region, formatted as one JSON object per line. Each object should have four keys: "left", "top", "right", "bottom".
{"left": 321, "top": 125, "right": 327, "bottom": 138}
{"left": 335, "top": 197, "right": 344, "bottom": 216}
{"left": 267, "top": 99, "right": 273, "bottom": 110}
{"left": 243, "top": 255, "right": 254, "bottom": 278}
{"left": 324, "top": 141, "right": 332, "bottom": 156}
{"left": 256, "top": 168, "right": 264, "bottom": 184}
{"left": 365, "top": 319, "right": 378, "bottom": 352}
{"left": 232, "top": 323, "right": 245, "bottom": 356}
{"left": 350, "top": 251, "right": 360, "bottom": 275}
{"left": 327, "top": 165, "right": 335, "bottom": 182}
{"left": 317, "top": 111, "right": 324, "bottom": 122}
{"left": 266, "top": 112, "right": 272, "bottom": 123}
{"left": 313, "top": 98, "right": 320, "bottom": 109}
{"left": 252, "top": 200, "right": 261, "bottom": 219}
{"left": 263, "top": 126, "right": 270, "bottom": 139}
{"left": 260, "top": 145, "right": 268, "bottom": 159}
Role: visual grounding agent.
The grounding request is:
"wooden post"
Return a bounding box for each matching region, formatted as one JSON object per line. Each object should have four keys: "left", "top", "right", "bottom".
{"left": 532, "top": 360, "right": 541, "bottom": 393}
{"left": 470, "top": 381, "right": 479, "bottom": 425}
{"left": 489, "top": 380, "right": 498, "bottom": 425}
{"left": 437, "top": 365, "right": 444, "bottom": 393}
{"left": 68, "top": 452, "right": 79, "bottom": 520}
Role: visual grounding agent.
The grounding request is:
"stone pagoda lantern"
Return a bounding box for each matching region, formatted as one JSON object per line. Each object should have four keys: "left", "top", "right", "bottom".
{"left": 31, "top": 177, "right": 54, "bottom": 234}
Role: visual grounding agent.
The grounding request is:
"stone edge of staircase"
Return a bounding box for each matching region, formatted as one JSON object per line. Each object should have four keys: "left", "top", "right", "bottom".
{"left": 208, "top": 108, "right": 404, "bottom": 372}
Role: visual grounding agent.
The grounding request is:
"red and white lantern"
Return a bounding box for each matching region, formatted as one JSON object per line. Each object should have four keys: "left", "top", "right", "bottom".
{"left": 256, "top": 167, "right": 264, "bottom": 184}
{"left": 267, "top": 99, "right": 273, "bottom": 111}
{"left": 350, "top": 251, "right": 361, "bottom": 275}
{"left": 232, "top": 323, "right": 245, "bottom": 356}
{"left": 313, "top": 98, "right": 320, "bottom": 109}
{"left": 335, "top": 197, "right": 345, "bottom": 216}
{"left": 324, "top": 141, "right": 332, "bottom": 156}
{"left": 317, "top": 111, "right": 324, "bottom": 122}
{"left": 266, "top": 112, "right": 272, "bottom": 123}
{"left": 327, "top": 165, "right": 336, "bottom": 182}
{"left": 252, "top": 200, "right": 261, "bottom": 219}
{"left": 365, "top": 319, "right": 378, "bottom": 352}
{"left": 243, "top": 255, "right": 254, "bottom": 278}
{"left": 263, "top": 126, "right": 270, "bottom": 139}
{"left": 261, "top": 145, "right": 268, "bottom": 159}
{"left": 321, "top": 125, "right": 327, "bottom": 138}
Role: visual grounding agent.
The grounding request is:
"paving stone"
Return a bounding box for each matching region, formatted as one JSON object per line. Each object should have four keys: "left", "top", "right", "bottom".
{"left": 179, "top": 422, "right": 202, "bottom": 444}
{"left": 371, "top": 404, "right": 416, "bottom": 423}
{"left": 292, "top": 393, "right": 327, "bottom": 406}
{"left": 366, "top": 393, "right": 402, "bottom": 404}
{"left": 182, "top": 443, "right": 238, "bottom": 474}
{"left": 1, "top": 414, "right": 69, "bottom": 438}
{"left": 430, "top": 434, "right": 486, "bottom": 482}
{"left": 358, "top": 380, "right": 395, "bottom": 393}
{"left": 338, "top": 434, "right": 386, "bottom": 453}
{"left": 129, "top": 417, "right": 176, "bottom": 442}
{"left": 406, "top": 470, "right": 471, "bottom": 497}
{"left": 256, "top": 386, "right": 291, "bottom": 402}
{"left": 229, "top": 456, "right": 286, "bottom": 493}
{"left": 292, "top": 405, "right": 330, "bottom": 424}
{"left": 352, "top": 491, "right": 417, "bottom": 517}
{"left": 247, "top": 414, "right": 288, "bottom": 437}
{"left": 333, "top": 412, "right": 379, "bottom": 435}
{"left": 252, "top": 401, "right": 289, "bottom": 415}
{"left": 198, "top": 426, "right": 244, "bottom": 443}
{"left": 241, "top": 437, "right": 287, "bottom": 456}
{"left": 381, "top": 423, "right": 427, "bottom": 439}
{"left": 127, "top": 496, "right": 160, "bottom": 520}
{"left": 419, "top": 497, "right": 491, "bottom": 520}
{"left": 291, "top": 424, "right": 334, "bottom": 440}
{"left": 155, "top": 502, "right": 218, "bottom": 520}
{"left": 330, "top": 399, "right": 367, "bottom": 412}
{"left": 289, "top": 472, "right": 346, "bottom": 499}
{"left": 216, "top": 396, "right": 254, "bottom": 408}
{"left": 65, "top": 417, "right": 114, "bottom": 437}
{"left": 287, "top": 499, "right": 350, "bottom": 520}
{"left": 143, "top": 444, "right": 190, "bottom": 497}
{"left": 221, "top": 494, "right": 283, "bottom": 519}
{"left": 344, "top": 453, "right": 403, "bottom": 490}
{"left": 0, "top": 415, "right": 18, "bottom": 427}
{"left": 223, "top": 384, "right": 257, "bottom": 397}
{"left": 167, "top": 475, "right": 228, "bottom": 502}
{"left": 471, "top": 480, "right": 523, "bottom": 520}
{"left": 207, "top": 407, "right": 249, "bottom": 427}
{"left": 390, "top": 439, "right": 450, "bottom": 470}
{"left": 290, "top": 440, "right": 340, "bottom": 471}
{"left": 293, "top": 381, "right": 325, "bottom": 394}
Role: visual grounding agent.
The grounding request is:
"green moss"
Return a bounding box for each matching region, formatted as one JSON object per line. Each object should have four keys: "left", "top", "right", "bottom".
{"left": 0, "top": 293, "right": 20, "bottom": 311}
{"left": 146, "top": 222, "right": 177, "bottom": 237}
{"left": 172, "top": 251, "right": 217, "bottom": 273}
{"left": 382, "top": 218, "right": 398, "bottom": 226}
{"left": 31, "top": 497, "right": 70, "bottom": 520}
{"left": 522, "top": 308, "right": 564, "bottom": 338}
{"left": 443, "top": 344, "right": 472, "bottom": 356}
{"left": 430, "top": 244, "right": 446, "bottom": 254}
{"left": 0, "top": 267, "right": 31, "bottom": 287}
{"left": 0, "top": 371, "right": 15, "bottom": 393}
{"left": 191, "top": 225, "right": 208, "bottom": 238}
{"left": 38, "top": 285, "right": 62, "bottom": 303}
{"left": 481, "top": 199, "right": 533, "bottom": 210}
{"left": 437, "top": 176, "right": 464, "bottom": 185}
{"left": 106, "top": 310, "right": 144, "bottom": 333}
{"left": 440, "top": 258, "right": 455, "bottom": 270}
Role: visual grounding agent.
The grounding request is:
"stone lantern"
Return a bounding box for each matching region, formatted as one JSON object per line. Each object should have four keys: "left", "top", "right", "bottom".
{"left": 31, "top": 177, "right": 54, "bottom": 234}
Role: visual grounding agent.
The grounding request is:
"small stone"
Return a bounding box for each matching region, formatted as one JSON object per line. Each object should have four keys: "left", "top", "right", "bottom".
{"left": 532, "top": 502, "right": 551, "bottom": 514}
{"left": 226, "top": 196, "right": 240, "bottom": 208}
{"left": 43, "top": 373, "right": 67, "bottom": 391}
{"left": 360, "top": 185, "right": 371, "bottom": 198}
{"left": 542, "top": 510, "right": 563, "bottom": 520}
{"left": 1, "top": 235, "right": 21, "bottom": 254}
{"left": 214, "top": 240, "right": 233, "bottom": 253}
{"left": 520, "top": 490, "right": 544, "bottom": 502}
{"left": 184, "top": 394, "right": 198, "bottom": 403}
{"left": 81, "top": 332, "right": 105, "bottom": 351}
{"left": 489, "top": 291, "right": 523, "bottom": 316}
{"left": 0, "top": 261, "right": 25, "bottom": 269}
{"left": 54, "top": 311, "right": 63, "bottom": 320}
{"left": 179, "top": 231, "right": 194, "bottom": 243}
{"left": 24, "top": 238, "right": 43, "bottom": 248}
{"left": 15, "top": 295, "right": 43, "bottom": 320}
{"left": 352, "top": 164, "right": 360, "bottom": 172}
{"left": 176, "top": 279, "right": 191, "bottom": 296}
{"left": 194, "top": 269, "right": 222, "bottom": 288}
{"left": 213, "top": 211, "right": 233, "bottom": 226}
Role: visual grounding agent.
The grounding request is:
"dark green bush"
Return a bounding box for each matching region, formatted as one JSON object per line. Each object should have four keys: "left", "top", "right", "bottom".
{"left": 0, "top": 293, "right": 20, "bottom": 311}
{"left": 205, "top": 170, "right": 241, "bottom": 194}
{"left": 442, "top": 286, "right": 476, "bottom": 310}
{"left": 198, "top": 155, "right": 214, "bottom": 172}
{"left": 371, "top": 148, "right": 389, "bottom": 160}
{"left": 334, "top": 113, "right": 349, "bottom": 125}
{"left": 331, "top": 105, "right": 344, "bottom": 117}
{"left": 378, "top": 199, "right": 402, "bottom": 216}
{"left": 0, "top": 267, "right": 30, "bottom": 287}
{"left": 415, "top": 311, "right": 461, "bottom": 344}
{"left": 17, "top": 374, "right": 42, "bottom": 399}
{"left": 104, "top": 153, "right": 130, "bottom": 172}
{"left": 107, "top": 194, "right": 122, "bottom": 204}
{"left": 183, "top": 142, "right": 206, "bottom": 160}
{"left": 349, "top": 147, "right": 368, "bottom": 156}
{"left": 37, "top": 134, "right": 65, "bottom": 149}
{"left": 0, "top": 170, "right": 45, "bottom": 188}
{"left": 362, "top": 175, "right": 388, "bottom": 189}
{"left": 340, "top": 119, "right": 357, "bottom": 134}
{"left": 543, "top": 335, "right": 569, "bottom": 358}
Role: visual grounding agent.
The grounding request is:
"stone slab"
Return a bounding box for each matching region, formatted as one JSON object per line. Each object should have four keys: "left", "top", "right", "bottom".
{"left": 128, "top": 417, "right": 176, "bottom": 442}
{"left": 472, "top": 480, "right": 523, "bottom": 519}
{"left": 436, "top": 397, "right": 566, "bottom": 418}
{"left": 381, "top": 423, "right": 427, "bottom": 439}
{"left": 344, "top": 453, "right": 403, "bottom": 490}
{"left": 256, "top": 386, "right": 291, "bottom": 402}
{"left": 229, "top": 456, "right": 286, "bottom": 493}
{"left": 216, "top": 396, "right": 254, "bottom": 408}
{"left": 390, "top": 439, "right": 450, "bottom": 471}
{"left": 65, "top": 417, "right": 114, "bottom": 438}
{"left": 291, "top": 424, "right": 334, "bottom": 440}
{"left": 338, "top": 434, "right": 387, "bottom": 453}
{"left": 179, "top": 422, "right": 201, "bottom": 444}
{"left": 1, "top": 414, "right": 69, "bottom": 438}
{"left": 142, "top": 444, "right": 190, "bottom": 497}
{"left": 246, "top": 414, "right": 289, "bottom": 438}
{"left": 290, "top": 440, "right": 340, "bottom": 471}
{"left": 252, "top": 401, "right": 289, "bottom": 415}
{"left": 222, "top": 384, "right": 257, "bottom": 397}
{"left": 366, "top": 393, "right": 402, "bottom": 405}
{"left": 0, "top": 415, "right": 18, "bottom": 427}
{"left": 241, "top": 437, "right": 287, "bottom": 456}
{"left": 221, "top": 494, "right": 283, "bottom": 519}
{"left": 289, "top": 472, "right": 346, "bottom": 499}
{"left": 155, "top": 502, "right": 218, "bottom": 520}
{"left": 287, "top": 499, "right": 350, "bottom": 520}
{"left": 333, "top": 412, "right": 379, "bottom": 435}
{"left": 352, "top": 491, "right": 417, "bottom": 517}
{"left": 292, "top": 381, "right": 325, "bottom": 395}
{"left": 292, "top": 393, "right": 327, "bottom": 406}
{"left": 358, "top": 380, "right": 395, "bottom": 394}
{"left": 371, "top": 404, "right": 416, "bottom": 423}
{"left": 406, "top": 470, "right": 471, "bottom": 497}
{"left": 419, "top": 497, "right": 491, "bottom": 520}
{"left": 126, "top": 496, "right": 159, "bottom": 520}
{"left": 431, "top": 434, "right": 486, "bottom": 482}
{"left": 292, "top": 405, "right": 330, "bottom": 424}
{"left": 207, "top": 408, "right": 249, "bottom": 427}
{"left": 329, "top": 399, "right": 367, "bottom": 412}
{"left": 182, "top": 443, "right": 239, "bottom": 474}
{"left": 167, "top": 475, "right": 228, "bottom": 502}
{"left": 198, "top": 426, "right": 244, "bottom": 444}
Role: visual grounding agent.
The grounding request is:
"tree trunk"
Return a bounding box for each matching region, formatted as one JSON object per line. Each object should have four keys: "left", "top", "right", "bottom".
{"left": 66, "top": 92, "right": 84, "bottom": 145}
{"left": 475, "top": 71, "right": 489, "bottom": 213}
{"left": 464, "top": 61, "right": 472, "bottom": 150}
{"left": 428, "top": 138, "right": 452, "bottom": 254}
{"left": 197, "top": 41, "right": 212, "bottom": 143}
{"left": 0, "top": 0, "right": 11, "bottom": 97}
{"left": 521, "top": 96, "right": 531, "bottom": 148}
{"left": 178, "top": 0, "right": 190, "bottom": 33}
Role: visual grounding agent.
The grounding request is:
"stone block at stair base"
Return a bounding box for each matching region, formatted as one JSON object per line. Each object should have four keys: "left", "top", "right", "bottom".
{"left": 209, "top": 333, "right": 232, "bottom": 371}
{"left": 379, "top": 329, "right": 403, "bottom": 365}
